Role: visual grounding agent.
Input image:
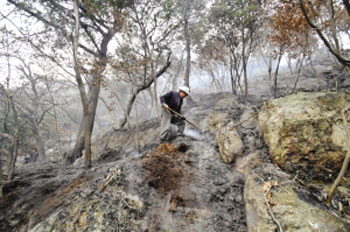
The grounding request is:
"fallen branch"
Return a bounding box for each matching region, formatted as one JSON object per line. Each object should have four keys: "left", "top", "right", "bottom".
{"left": 99, "top": 166, "right": 122, "bottom": 192}
{"left": 233, "top": 111, "right": 258, "bottom": 127}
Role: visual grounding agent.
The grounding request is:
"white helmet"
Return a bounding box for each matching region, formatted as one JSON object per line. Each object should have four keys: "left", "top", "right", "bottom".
{"left": 178, "top": 86, "right": 191, "bottom": 96}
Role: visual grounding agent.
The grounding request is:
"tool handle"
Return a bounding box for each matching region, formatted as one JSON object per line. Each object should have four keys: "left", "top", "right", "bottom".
{"left": 166, "top": 107, "right": 202, "bottom": 131}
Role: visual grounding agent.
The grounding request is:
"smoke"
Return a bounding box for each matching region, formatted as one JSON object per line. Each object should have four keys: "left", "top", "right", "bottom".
{"left": 184, "top": 127, "right": 205, "bottom": 140}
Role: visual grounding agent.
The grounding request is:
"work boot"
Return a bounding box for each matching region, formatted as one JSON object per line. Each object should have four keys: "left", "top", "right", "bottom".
{"left": 174, "top": 133, "right": 186, "bottom": 141}
{"left": 176, "top": 132, "right": 185, "bottom": 137}
{"left": 174, "top": 136, "right": 185, "bottom": 141}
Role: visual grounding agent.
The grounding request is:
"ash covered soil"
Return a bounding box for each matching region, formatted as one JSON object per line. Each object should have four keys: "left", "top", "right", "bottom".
{"left": 2, "top": 54, "right": 350, "bottom": 231}
{"left": 1, "top": 92, "right": 261, "bottom": 232}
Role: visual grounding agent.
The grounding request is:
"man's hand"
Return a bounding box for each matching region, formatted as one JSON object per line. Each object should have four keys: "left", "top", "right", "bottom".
{"left": 162, "top": 103, "right": 169, "bottom": 109}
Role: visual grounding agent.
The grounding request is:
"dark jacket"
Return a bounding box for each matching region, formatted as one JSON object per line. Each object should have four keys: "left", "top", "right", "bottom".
{"left": 160, "top": 91, "right": 183, "bottom": 114}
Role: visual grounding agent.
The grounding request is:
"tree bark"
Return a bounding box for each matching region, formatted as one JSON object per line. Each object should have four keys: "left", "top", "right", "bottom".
{"left": 243, "top": 53, "right": 248, "bottom": 101}
{"left": 183, "top": 1, "right": 191, "bottom": 88}
{"left": 184, "top": 23, "right": 191, "bottom": 88}
{"left": 135, "top": 101, "right": 140, "bottom": 153}
{"left": 229, "top": 54, "right": 237, "bottom": 95}
{"left": 268, "top": 56, "right": 272, "bottom": 80}
{"left": 292, "top": 55, "right": 305, "bottom": 93}
{"left": 34, "top": 129, "right": 46, "bottom": 162}
{"left": 69, "top": 0, "right": 92, "bottom": 167}
{"left": 242, "top": 31, "right": 249, "bottom": 101}
{"left": 67, "top": 7, "right": 121, "bottom": 164}
{"left": 3, "top": 96, "right": 10, "bottom": 133}
{"left": 0, "top": 157, "right": 3, "bottom": 182}
{"left": 274, "top": 47, "right": 283, "bottom": 98}
{"left": 27, "top": 117, "right": 47, "bottom": 161}
{"left": 7, "top": 96, "right": 20, "bottom": 181}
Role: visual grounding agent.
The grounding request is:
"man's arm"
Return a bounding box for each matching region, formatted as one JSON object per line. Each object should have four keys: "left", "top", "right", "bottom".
{"left": 160, "top": 91, "right": 173, "bottom": 109}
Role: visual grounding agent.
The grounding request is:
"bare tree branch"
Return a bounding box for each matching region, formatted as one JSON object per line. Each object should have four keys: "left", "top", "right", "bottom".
{"left": 119, "top": 53, "right": 171, "bottom": 128}
{"left": 343, "top": 0, "right": 350, "bottom": 16}
{"left": 299, "top": 0, "right": 350, "bottom": 66}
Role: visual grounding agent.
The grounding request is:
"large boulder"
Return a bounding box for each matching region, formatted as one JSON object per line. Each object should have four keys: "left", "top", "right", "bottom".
{"left": 259, "top": 92, "right": 350, "bottom": 179}
{"left": 245, "top": 164, "right": 350, "bottom": 232}
{"left": 216, "top": 122, "right": 244, "bottom": 163}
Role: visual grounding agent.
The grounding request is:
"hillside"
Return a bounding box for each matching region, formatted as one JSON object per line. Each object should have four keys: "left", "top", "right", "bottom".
{"left": 2, "top": 57, "right": 350, "bottom": 231}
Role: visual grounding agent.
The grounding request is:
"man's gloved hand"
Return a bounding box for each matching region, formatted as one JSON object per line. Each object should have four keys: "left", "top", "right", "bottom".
{"left": 162, "top": 103, "right": 169, "bottom": 109}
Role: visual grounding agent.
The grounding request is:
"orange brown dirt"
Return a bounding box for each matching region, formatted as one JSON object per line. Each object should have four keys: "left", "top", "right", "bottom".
{"left": 140, "top": 143, "right": 191, "bottom": 197}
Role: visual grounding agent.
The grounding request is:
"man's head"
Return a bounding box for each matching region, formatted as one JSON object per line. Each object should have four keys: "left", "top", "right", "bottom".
{"left": 178, "top": 86, "right": 190, "bottom": 98}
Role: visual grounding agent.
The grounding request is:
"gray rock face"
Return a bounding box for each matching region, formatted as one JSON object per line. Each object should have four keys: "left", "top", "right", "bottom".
{"left": 216, "top": 123, "right": 244, "bottom": 163}
{"left": 245, "top": 164, "right": 350, "bottom": 232}
{"left": 259, "top": 92, "right": 350, "bottom": 180}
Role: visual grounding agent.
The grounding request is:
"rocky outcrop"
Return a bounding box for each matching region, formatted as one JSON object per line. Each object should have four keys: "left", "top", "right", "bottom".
{"left": 216, "top": 123, "right": 244, "bottom": 163}
{"left": 245, "top": 164, "right": 350, "bottom": 232}
{"left": 259, "top": 92, "right": 350, "bottom": 180}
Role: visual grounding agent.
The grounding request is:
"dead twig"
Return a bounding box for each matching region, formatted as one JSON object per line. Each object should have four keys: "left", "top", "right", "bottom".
{"left": 264, "top": 181, "right": 283, "bottom": 232}
{"left": 99, "top": 166, "right": 122, "bottom": 192}
{"left": 233, "top": 111, "right": 258, "bottom": 127}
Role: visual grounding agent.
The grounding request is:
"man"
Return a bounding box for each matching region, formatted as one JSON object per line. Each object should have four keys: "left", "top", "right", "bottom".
{"left": 25, "top": 148, "right": 39, "bottom": 164}
{"left": 160, "top": 86, "right": 190, "bottom": 141}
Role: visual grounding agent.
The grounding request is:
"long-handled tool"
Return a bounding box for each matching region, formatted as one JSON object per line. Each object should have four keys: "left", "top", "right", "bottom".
{"left": 166, "top": 106, "right": 202, "bottom": 132}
